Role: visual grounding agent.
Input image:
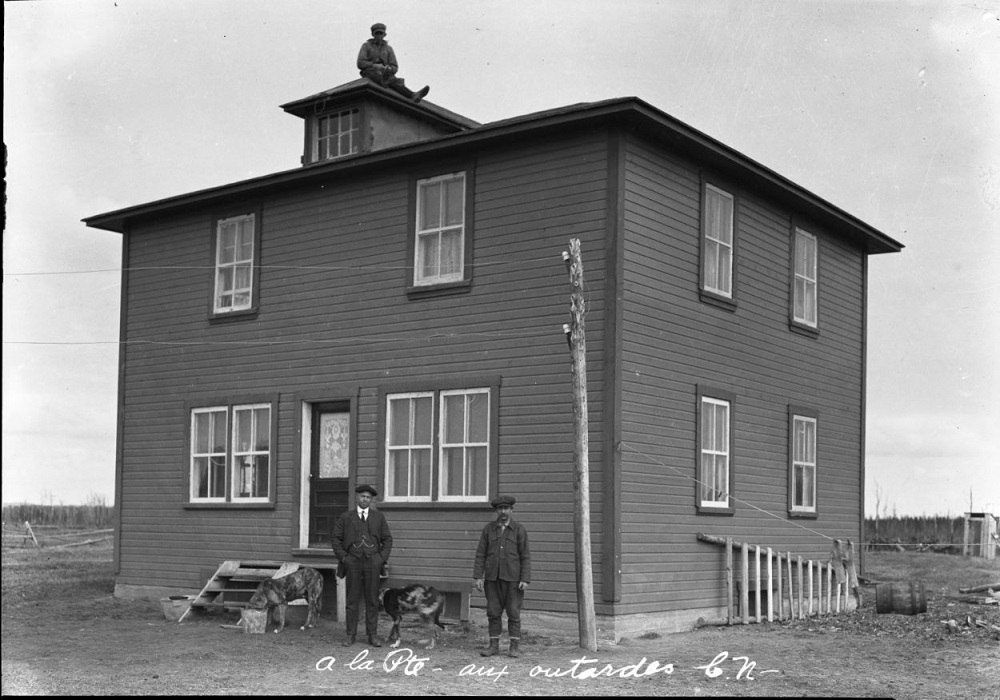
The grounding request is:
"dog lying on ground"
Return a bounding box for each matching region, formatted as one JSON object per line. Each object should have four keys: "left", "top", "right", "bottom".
{"left": 246, "top": 567, "right": 323, "bottom": 633}
{"left": 379, "top": 584, "right": 446, "bottom": 649}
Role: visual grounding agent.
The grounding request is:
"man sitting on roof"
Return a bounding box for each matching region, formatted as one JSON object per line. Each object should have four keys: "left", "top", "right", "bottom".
{"left": 358, "top": 23, "right": 430, "bottom": 103}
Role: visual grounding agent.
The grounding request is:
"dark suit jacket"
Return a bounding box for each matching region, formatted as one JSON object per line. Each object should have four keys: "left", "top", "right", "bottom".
{"left": 331, "top": 508, "right": 392, "bottom": 563}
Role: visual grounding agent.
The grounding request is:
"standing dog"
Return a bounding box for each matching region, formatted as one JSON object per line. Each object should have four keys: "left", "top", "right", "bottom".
{"left": 246, "top": 567, "right": 323, "bottom": 633}
{"left": 379, "top": 584, "right": 446, "bottom": 649}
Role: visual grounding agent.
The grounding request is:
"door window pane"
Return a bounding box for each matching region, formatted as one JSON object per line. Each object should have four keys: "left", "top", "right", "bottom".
{"left": 319, "top": 413, "right": 350, "bottom": 479}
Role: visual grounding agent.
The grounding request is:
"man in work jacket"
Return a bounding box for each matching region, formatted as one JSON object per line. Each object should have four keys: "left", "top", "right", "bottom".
{"left": 473, "top": 495, "right": 532, "bottom": 658}
{"left": 331, "top": 484, "right": 393, "bottom": 647}
{"left": 357, "top": 22, "right": 430, "bottom": 103}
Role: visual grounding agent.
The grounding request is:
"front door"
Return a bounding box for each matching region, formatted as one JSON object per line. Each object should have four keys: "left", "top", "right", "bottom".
{"left": 308, "top": 402, "right": 350, "bottom": 547}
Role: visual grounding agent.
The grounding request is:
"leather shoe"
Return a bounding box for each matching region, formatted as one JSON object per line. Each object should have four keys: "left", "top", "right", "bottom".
{"left": 342, "top": 635, "right": 355, "bottom": 647}
{"left": 413, "top": 86, "right": 430, "bottom": 103}
{"left": 368, "top": 635, "right": 383, "bottom": 647}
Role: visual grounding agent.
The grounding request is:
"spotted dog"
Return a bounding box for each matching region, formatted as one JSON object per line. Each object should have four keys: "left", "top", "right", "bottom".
{"left": 379, "top": 584, "right": 446, "bottom": 649}
{"left": 246, "top": 567, "right": 323, "bottom": 633}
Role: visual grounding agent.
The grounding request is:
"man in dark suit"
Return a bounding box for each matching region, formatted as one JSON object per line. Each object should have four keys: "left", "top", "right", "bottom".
{"left": 331, "top": 484, "right": 393, "bottom": 647}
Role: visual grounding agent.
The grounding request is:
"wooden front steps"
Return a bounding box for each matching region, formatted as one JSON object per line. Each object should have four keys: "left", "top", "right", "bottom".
{"left": 178, "top": 560, "right": 299, "bottom": 622}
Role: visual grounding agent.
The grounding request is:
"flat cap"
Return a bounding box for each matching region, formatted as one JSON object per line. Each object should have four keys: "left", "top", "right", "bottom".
{"left": 491, "top": 495, "right": 516, "bottom": 508}
{"left": 355, "top": 484, "right": 378, "bottom": 497}
{"left": 371, "top": 23, "right": 386, "bottom": 34}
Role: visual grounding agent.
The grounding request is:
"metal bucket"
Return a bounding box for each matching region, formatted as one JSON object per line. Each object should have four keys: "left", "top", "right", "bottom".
{"left": 875, "top": 581, "right": 928, "bottom": 615}
{"left": 241, "top": 608, "right": 268, "bottom": 633}
{"left": 160, "top": 595, "right": 195, "bottom": 622}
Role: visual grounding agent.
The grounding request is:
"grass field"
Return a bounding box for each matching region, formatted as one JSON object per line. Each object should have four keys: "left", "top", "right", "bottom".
{"left": 863, "top": 549, "right": 1000, "bottom": 591}
{"left": 1, "top": 537, "right": 114, "bottom": 602}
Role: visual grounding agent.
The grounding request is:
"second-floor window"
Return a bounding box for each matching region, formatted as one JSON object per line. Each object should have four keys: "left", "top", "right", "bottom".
{"left": 313, "top": 109, "right": 360, "bottom": 161}
{"left": 214, "top": 213, "right": 255, "bottom": 314}
{"left": 793, "top": 227, "right": 818, "bottom": 328}
{"left": 414, "top": 172, "right": 466, "bottom": 287}
{"left": 702, "top": 183, "right": 735, "bottom": 299}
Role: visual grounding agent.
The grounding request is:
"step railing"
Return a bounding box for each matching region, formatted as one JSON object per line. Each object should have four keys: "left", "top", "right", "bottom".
{"left": 696, "top": 533, "right": 863, "bottom": 625}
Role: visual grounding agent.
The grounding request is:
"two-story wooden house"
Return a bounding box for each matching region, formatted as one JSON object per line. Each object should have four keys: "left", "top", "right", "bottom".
{"left": 84, "top": 77, "right": 902, "bottom": 640}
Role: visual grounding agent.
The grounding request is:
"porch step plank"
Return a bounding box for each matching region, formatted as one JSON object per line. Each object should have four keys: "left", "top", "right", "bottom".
{"left": 179, "top": 560, "right": 302, "bottom": 622}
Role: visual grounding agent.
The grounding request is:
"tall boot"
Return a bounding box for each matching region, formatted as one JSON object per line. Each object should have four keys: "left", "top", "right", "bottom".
{"left": 508, "top": 638, "right": 521, "bottom": 658}
{"left": 480, "top": 637, "right": 500, "bottom": 657}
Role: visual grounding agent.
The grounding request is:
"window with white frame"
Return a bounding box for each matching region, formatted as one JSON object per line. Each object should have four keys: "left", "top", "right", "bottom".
{"left": 414, "top": 172, "right": 466, "bottom": 287}
{"left": 793, "top": 228, "right": 818, "bottom": 327}
{"left": 214, "top": 214, "right": 255, "bottom": 314}
{"left": 702, "top": 184, "right": 735, "bottom": 298}
{"left": 698, "top": 393, "right": 732, "bottom": 510}
{"left": 232, "top": 405, "right": 271, "bottom": 500}
{"left": 313, "top": 109, "right": 359, "bottom": 161}
{"left": 440, "top": 389, "right": 490, "bottom": 500}
{"left": 190, "top": 403, "right": 271, "bottom": 503}
{"left": 191, "top": 408, "right": 228, "bottom": 501}
{"left": 386, "top": 392, "right": 434, "bottom": 501}
{"left": 384, "top": 387, "right": 491, "bottom": 502}
{"left": 790, "top": 413, "right": 817, "bottom": 514}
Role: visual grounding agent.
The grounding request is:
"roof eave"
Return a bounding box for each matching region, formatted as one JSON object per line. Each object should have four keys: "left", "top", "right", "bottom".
{"left": 280, "top": 80, "right": 480, "bottom": 130}
{"left": 83, "top": 97, "right": 903, "bottom": 254}
{"left": 617, "top": 100, "right": 903, "bottom": 254}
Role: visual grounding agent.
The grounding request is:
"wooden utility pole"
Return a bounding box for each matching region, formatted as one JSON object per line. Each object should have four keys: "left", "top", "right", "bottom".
{"left": 563, "top": 239, "right": 598, "bottom": 651}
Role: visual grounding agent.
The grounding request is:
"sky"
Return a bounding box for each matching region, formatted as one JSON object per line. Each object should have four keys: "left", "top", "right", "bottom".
{"left": 3, "top": 0, "right": 998, "bottom": 518}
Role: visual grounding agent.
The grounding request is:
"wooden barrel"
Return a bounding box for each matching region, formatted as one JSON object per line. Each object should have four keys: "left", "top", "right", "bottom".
{"left": 875, "top": 581, "right": 927, "bottom": 614}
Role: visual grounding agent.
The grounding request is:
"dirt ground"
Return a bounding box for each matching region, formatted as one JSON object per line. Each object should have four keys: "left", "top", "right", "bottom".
{"left": 2, "top": 547, "right": 998, "bottom": 697}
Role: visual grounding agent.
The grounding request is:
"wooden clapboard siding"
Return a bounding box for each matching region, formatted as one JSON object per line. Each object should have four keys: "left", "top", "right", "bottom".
{"left": 106, "top": 98, "right": 883, "bottom": 628}
{"left": 113, "top": 126, "right": 614, "bottom": 609}
{"left": 614, "top": 131, "right": 865, "bottom": 612}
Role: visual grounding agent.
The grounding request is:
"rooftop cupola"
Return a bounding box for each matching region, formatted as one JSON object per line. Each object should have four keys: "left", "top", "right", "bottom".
{"left": 280, "top": 80, "right": 478, "bottom": 166}
{"left": 280, "top": 22, "right": 478, "bottom": 166}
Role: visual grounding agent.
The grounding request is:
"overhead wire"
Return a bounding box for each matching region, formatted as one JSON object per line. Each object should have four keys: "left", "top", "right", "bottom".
{"left": 620, "top": 441, "right": 840, "bottom": 542}
{"left": 10, "top": 251, "right": 921, "bottom": 549}
{"left": 2, "top": 254, "right": 556, "bottom": 277}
